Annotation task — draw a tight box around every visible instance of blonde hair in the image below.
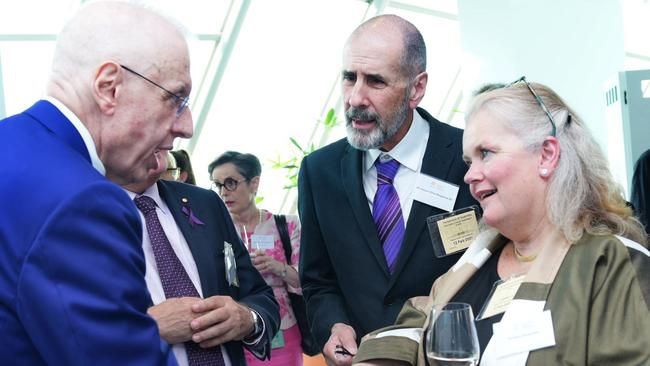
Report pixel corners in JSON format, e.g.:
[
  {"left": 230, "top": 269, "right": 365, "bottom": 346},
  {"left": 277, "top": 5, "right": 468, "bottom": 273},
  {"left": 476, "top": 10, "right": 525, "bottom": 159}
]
[{"left": 466, "top": 81, "right": 646, "bottom": 245}]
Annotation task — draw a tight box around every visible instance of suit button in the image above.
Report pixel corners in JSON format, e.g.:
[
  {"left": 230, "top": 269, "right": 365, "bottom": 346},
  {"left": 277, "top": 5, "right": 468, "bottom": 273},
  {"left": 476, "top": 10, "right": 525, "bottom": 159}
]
[{"left": 384, "top": 297, "right": 394, "bottom": 306}]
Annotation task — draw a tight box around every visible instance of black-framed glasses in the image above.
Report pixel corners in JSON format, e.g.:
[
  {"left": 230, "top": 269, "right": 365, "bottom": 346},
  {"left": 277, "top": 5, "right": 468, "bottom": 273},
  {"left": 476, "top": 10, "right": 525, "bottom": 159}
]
[
  {"left": 509, "top": 76, "right": 557, "bottom": 137},
  {"left": 212, "top": 177, "right": 247, "bottom": 192},
  {"left": 120, "top": 64, "right": 189, "bottom": 117}
]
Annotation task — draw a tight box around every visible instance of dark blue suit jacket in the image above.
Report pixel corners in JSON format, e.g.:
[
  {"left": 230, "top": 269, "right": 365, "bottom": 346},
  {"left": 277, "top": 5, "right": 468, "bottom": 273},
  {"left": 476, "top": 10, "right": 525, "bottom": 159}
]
[
  {"left": 156, "top": 180, "right": 280, "bottom": 365},
  {"left": 298, "top": 108, "right": 478, "bottom": 347},
  {"left": 0, "top": 100, "right": 177, "bottom": 365}
]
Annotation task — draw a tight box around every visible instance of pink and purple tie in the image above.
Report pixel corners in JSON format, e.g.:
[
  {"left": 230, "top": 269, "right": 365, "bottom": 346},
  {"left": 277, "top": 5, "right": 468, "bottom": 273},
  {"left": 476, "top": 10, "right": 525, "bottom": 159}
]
[
  {"left": 134, "top": 195, "right": 225, "bottom": 366},
  {"left": 372, "top": 158, "right": 405, "bottom": 274}
]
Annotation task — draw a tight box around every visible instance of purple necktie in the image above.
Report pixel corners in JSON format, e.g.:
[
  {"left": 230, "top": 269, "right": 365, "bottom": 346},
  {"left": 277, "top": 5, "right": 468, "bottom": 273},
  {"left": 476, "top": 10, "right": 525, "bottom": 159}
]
[
  {"left": 372, "top": 158, "right": 405, "bottom": 274},
  {"left": 134, "top": 195, "right": 225, "bottom": 366}
]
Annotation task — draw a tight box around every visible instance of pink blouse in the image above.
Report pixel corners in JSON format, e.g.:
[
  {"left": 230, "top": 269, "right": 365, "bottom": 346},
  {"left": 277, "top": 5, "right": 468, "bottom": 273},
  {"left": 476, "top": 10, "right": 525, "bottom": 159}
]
[{"left": 241, "top": 209, "right": 302, "bottom": 330}]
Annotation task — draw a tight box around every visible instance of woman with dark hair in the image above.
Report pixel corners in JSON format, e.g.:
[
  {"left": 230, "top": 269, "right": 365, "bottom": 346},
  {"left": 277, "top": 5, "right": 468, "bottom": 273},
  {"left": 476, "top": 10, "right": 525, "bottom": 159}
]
[
  {"left": 170, "top": 149, "right": 196, "bottom": 185},
  {"left": 353, "top": 79, "right": 650, "bottom": 366},
  {"left": 209, "top": 151, "right": 304, "bottom": 366}
]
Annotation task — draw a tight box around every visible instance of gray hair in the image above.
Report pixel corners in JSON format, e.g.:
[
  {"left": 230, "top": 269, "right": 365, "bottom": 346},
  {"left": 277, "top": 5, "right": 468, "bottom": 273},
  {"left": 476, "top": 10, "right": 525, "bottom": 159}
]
[{"left": 466, "top": 81, "right": 646, "bottom": 244}]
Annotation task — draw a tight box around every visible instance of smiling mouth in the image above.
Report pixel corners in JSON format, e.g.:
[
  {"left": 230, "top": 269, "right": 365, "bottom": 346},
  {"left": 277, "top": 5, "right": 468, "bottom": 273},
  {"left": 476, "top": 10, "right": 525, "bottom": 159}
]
[{"left": 479, "top": 190, "right": 497, "bottom": 200}]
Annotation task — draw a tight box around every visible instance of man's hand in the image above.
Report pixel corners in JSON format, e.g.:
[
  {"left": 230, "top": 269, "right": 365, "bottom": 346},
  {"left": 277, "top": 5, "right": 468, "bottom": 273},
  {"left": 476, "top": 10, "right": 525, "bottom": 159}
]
[
  {"left": 323, "top": 323, "right": 357, "bottom": 366},
  {"left": 189, "top": 296, "right": 255, "bottom": 348},
  {"left": 148, "top": 297, "right": 204, "bottom": 344}
]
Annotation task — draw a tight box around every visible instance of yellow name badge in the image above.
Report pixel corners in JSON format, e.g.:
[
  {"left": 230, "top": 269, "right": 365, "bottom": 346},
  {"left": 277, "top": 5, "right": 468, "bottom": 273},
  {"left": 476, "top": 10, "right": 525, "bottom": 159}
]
[
  {"left": 476, "top": 275, "right": 525, "bottom": 320},
  {"left": 427, "top": 206, "right": 480, "bottom": 258}
]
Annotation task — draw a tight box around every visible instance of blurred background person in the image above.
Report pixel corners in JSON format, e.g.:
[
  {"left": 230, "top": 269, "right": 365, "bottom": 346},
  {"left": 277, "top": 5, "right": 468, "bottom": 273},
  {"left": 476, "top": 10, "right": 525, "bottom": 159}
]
[
  {"left": 172, "top": 149, "right": 197, "bottom": 185},
  {"left": 209, "top": 151, "right": 305, "bottom": 366},
  {"left": 353, "top": 79, "right": 650, "bottom": 365},
  {"left": 161, "top": 151, "right": 181, "bottom": 182},
  {"left": 630, "top": 148, "right": 650, "bottom": 236}
]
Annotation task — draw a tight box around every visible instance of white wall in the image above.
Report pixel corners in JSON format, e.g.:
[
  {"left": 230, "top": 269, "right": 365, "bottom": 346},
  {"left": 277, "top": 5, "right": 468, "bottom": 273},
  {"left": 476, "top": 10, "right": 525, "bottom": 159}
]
[{"left": 457, "top": 0, "right": 626, "bottom": 149}]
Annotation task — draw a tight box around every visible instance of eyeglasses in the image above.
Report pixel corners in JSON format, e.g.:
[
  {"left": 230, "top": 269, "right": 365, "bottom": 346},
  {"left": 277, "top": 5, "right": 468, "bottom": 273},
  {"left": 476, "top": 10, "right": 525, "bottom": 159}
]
[
  {"left": 120, "top": 64, "right": 189, "bottom": 117},
  {"left": 212, "top": 177, "right": 247, "bottom": 192},
  {"left": 166, "top": 167, "right": 180, "bottom": 180},
  {"left": 508, "top": 76, "right": 557, "bottom": 137}
]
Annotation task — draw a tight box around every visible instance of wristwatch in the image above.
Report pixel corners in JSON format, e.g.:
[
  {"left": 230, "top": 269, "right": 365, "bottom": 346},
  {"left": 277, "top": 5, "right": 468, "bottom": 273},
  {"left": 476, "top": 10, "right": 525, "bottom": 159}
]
[{"left": 249, "top": 309, "right": 262, "bottom": 337}]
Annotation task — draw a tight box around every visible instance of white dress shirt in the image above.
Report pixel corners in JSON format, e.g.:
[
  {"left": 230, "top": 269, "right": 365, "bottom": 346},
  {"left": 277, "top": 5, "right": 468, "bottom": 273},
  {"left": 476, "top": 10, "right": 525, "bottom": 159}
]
[
  {"left": 125, "top": 184, "right": 232, "bottom": 366},
  {"left": 44, "top": 96, "right": 106, "bottom": 176},
  {"left": 363, "top": 109, "right": 430, "bottom": 223}
]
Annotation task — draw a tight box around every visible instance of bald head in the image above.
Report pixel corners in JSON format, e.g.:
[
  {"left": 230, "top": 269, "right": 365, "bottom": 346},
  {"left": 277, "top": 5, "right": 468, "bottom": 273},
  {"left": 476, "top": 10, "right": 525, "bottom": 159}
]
[
  {"left": 45, "top": 0, "right": 194, "bottom": 186},
  {"left": 48, "top": 1, "right": 189, "bottom": 99},
  {"left": 348, "top": 14, "right": 426, "bottom": 78}
]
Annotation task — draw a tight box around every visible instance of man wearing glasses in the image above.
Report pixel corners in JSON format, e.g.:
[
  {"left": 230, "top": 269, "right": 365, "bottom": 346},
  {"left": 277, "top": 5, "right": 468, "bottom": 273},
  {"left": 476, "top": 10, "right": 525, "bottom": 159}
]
[{"left": 0, "top": 1, "right": 192, "bottom": 364}]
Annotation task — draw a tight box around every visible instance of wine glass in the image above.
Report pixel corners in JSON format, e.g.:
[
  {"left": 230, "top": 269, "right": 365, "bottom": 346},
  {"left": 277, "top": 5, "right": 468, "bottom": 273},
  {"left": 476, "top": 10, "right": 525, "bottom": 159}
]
[{"left": 425, "top": 302, "right": 480, "bottom": 366}]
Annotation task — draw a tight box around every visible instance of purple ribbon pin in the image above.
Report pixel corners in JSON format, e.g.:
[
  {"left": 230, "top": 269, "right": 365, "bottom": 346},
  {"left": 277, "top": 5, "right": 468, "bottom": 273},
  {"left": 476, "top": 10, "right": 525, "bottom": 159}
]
[{"left": 181, "top": 198, "right": 204, "bottom": 228}]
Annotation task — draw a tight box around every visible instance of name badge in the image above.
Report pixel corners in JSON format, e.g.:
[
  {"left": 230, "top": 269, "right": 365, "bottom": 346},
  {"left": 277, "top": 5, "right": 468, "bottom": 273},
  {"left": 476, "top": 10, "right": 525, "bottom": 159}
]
[
  {"left": 427, "top": 206, "right": 480, "bottom": 257},
  {"left": 251, "top": 235, "right": 275, "bottom": 250},
  {"left": 494, "top": 310, "right": 556, "bottom": 357},
  {"left": 477, "top": 275, "right": 524, "bottom": 320},
  {"left": 413, "top": 173, "right": 459, "bottom": 212}
]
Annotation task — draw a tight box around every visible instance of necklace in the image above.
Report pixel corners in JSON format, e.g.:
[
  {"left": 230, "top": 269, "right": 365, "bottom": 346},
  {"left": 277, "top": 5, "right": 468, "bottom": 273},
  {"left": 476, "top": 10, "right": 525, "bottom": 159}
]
[
  {"left": 513, "top": 245, "right": 538, "bottom": 262},
  {"left": 257, "top": 208, "right": 263, "bottom": 225}
]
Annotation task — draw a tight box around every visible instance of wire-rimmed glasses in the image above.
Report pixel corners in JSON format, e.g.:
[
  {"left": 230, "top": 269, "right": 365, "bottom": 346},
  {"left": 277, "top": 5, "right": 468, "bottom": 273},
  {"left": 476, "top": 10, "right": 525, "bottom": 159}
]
[
  {"left": 509, "top": 76, "right": 557, "bottom": 137},
  {"left": 120, "top": 64, "right": 189, "bottom": 117}
]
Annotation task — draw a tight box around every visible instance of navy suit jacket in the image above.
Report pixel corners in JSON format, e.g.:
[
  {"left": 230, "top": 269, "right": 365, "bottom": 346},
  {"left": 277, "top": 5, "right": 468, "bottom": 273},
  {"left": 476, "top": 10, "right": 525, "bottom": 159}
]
[
  {"left": 0, "top": 100, "right": 177, "bottom": 365},
  {"left": 156, "top": 180, "right": 280, "bottom": 365},
  {"left": 298, "top": 108, "right": 478, "bottom": 347}
]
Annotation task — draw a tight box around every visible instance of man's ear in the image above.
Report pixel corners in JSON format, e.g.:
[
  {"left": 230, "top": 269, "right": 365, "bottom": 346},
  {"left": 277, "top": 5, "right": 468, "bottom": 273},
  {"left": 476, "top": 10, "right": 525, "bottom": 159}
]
[
  {"left": 408, "top": 71, "right": 428, "bottom": 110},
  {"left": 539, "top": 136, "right": 561, "bottom": 178},
  {"left": 93, "top": 61, "right": 122, "bottom": 116}
]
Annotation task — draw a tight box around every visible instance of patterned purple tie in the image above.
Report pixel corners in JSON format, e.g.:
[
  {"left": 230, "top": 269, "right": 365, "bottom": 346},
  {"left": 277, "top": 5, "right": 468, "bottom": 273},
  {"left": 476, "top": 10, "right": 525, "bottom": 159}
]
[
  {"left": 372, "top": 157, "right": 405, "bottom": 274},
  {"left": 134, "top": 195, "right": 225, "bottom": 366}
]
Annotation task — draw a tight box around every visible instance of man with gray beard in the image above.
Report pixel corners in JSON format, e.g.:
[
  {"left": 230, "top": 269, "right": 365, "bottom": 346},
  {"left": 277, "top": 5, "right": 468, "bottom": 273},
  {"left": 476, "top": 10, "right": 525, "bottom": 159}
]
[{"left": 297, "top": 15, "right": 477, "bottom": 366}]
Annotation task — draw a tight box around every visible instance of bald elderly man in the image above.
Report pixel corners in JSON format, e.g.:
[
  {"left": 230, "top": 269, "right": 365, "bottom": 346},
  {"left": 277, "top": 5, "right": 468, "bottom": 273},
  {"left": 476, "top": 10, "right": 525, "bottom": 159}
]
[{"left": 0, "top": 1, "right": 193, "bottom": 365}]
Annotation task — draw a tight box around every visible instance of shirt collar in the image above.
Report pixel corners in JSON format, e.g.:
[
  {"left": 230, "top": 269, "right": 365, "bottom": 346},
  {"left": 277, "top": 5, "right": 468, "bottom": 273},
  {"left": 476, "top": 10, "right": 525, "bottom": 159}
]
[
  {"left": 364, "top": 109, "right": 428, "bottom": 172},
  {"left": 123, "top": 182, "right": 170, "bottom": 216},
  {"left": 44, "top": 96, "right": 106, "bottom": 176}
]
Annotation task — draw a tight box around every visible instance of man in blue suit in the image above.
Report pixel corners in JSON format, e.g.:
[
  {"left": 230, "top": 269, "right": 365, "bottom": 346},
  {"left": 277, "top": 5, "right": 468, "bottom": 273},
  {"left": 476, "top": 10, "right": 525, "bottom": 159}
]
[
  {"left": 0, "top": 2, "right": 193, "bottom": 365},
  {"left": 122, "top": 154, "right": 280, "bottom": 366}
]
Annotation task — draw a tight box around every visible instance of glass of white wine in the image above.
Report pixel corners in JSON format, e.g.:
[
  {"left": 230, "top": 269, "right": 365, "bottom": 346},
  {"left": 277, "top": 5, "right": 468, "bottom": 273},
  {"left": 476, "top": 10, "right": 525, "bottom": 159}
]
[{"left": 426, "top": 302, "right": 480, "bottom": 366}]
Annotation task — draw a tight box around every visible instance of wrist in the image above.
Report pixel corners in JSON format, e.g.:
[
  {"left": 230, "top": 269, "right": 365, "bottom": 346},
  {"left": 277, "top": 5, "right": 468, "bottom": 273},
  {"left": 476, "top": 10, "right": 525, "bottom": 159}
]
[
  {"left": 247, "top": 309, "right": 262, "bottom": 338},
  {"left": 280, "top": 264, "right": 288, "bottom": 279}
]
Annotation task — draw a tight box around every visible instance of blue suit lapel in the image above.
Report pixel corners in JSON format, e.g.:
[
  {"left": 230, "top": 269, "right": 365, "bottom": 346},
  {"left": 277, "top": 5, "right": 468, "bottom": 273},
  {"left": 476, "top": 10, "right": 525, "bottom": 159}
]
[
  {"left": 157, "top": 181, "right": 226, "bottom": 298},
  {"left": 341, "top": 145, "right": 391, "bottom": 277},
  {"left": 25, "top": 100, "right": 91, "bottom": 163}
]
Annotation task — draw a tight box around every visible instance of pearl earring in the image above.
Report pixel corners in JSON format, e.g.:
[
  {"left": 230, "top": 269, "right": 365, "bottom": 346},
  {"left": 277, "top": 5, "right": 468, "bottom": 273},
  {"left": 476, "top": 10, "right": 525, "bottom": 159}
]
[{"left": 540, "top": 168, "right": 548, "bottom": 177}]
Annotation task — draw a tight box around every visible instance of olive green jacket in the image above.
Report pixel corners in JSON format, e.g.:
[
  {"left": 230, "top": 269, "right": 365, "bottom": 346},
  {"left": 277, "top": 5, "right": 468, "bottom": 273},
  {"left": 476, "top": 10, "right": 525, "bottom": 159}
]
[{"left": 353, "top": 230, "right": 650, "bottom": 365}]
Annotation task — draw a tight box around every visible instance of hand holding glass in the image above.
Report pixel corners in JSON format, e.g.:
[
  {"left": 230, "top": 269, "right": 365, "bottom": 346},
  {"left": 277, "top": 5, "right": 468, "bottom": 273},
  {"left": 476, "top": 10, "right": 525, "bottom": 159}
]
[{"left": 426, "top": 302, "right": 480, "bottom": 366}]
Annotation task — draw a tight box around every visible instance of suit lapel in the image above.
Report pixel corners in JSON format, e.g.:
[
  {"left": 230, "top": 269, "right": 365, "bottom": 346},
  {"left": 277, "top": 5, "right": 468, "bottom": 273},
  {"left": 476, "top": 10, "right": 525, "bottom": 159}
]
[
  {"left": 341, "top": 145, "right": 390, "bottom": 277},
  {"left": 25, "top": 100, "right": 91, "bottom": 163},
  {"left": 390, "top": 110, "right": 457, "bottom": 281},
  {"left": 157, "top": 181, "right": 222, "bottom": 297}
]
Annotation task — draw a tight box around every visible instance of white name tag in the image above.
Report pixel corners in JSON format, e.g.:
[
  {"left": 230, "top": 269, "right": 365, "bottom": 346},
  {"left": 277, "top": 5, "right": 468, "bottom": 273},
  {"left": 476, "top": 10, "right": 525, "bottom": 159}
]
[
  {"left": 413, "top": 173, "right": 459, "bottom": 212},
  {"left": 251, "top": 234, "right": 275, "bottom": 250},
  {"left": 494, "top": 310, "right": 556, "bottom": 357}
]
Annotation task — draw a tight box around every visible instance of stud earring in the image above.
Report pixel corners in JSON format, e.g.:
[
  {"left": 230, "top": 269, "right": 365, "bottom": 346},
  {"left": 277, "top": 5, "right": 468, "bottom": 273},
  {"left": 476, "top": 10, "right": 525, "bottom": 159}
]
[{"left": 540, "top": 168, "right": 548, "bottom": 177}]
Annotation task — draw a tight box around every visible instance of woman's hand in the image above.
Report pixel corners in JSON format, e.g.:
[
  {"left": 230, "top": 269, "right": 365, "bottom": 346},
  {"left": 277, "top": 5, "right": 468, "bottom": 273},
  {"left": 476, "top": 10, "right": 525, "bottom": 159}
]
[{"left": 252, "top": 250, "right": 285, "bottom": 276}]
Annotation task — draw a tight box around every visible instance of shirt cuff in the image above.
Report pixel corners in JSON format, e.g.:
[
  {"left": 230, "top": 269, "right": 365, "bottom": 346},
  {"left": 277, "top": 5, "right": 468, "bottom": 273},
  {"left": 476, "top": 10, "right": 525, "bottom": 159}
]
[{"left": 242, "top": 309, "right": 265, "bottom": 346}]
